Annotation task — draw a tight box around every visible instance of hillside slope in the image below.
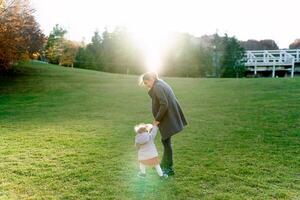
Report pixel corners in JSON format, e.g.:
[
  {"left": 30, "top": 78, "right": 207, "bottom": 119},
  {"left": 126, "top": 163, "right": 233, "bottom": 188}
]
[{"left": 0, "top": 61, "right": 299, "bottom": 199}]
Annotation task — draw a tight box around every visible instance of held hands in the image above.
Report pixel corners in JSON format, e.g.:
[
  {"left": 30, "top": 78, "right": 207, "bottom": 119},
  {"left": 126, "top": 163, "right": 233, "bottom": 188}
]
[
  {"left": 135, "top": 143, "right": 140, "bottom": 150},
  {"left": 153, "top": 120, "right": 160, "bottom": 126}
]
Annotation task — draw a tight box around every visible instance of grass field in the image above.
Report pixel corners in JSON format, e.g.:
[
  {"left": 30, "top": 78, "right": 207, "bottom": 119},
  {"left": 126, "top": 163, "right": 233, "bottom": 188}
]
[{"left": 0, "top": 61, "right": 299, "bottom": 199}]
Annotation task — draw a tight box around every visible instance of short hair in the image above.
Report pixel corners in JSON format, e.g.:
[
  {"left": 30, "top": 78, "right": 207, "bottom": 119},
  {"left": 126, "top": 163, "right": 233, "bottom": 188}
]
[
  {"left": 142, "top": 72, "right": 158, "bottom": 81},
  {"left": 138, "top": 72, "right": 159, "bottom": 86}
]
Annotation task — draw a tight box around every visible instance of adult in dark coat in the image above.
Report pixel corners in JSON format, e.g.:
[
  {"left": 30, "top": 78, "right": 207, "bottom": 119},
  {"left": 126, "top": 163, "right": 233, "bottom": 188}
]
[{"left": 142, "top": 72, "right": 187, "bottom": 176}]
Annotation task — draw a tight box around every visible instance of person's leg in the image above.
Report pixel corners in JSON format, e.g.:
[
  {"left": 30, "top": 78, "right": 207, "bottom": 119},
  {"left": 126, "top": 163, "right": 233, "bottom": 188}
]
[
  {"left": 139, "top": 162, "right": 146, "bottom": 174},
  {"left": 137, "top": 162, "right": 146, "bottom": 178},
  {"left": 161, "top": 137, "right": 173, "bottom": 170},
  {"left": 154, "top": 164, "right": 163, "bottom": 177}
]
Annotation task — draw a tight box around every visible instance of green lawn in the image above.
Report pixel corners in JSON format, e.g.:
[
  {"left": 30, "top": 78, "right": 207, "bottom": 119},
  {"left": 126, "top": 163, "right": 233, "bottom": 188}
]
[{"left": 0, "top": 61, "right": 299, "bottom": 199}]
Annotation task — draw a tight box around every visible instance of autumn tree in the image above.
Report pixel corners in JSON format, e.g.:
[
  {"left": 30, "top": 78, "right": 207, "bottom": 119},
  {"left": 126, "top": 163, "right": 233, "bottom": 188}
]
[
  {"left": 59, "top": 40, "right": 79, "bottom": 67},
  {"left": 0, "top": 0, "right": 44, "bottom": 72}
]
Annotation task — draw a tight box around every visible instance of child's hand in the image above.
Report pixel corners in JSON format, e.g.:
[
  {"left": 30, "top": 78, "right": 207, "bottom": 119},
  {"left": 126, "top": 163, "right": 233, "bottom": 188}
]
[
  {"left": 153, "top": 120, "right": 160, "bottom": 126},
  {"left": 135, "top": 143, "right": 140, "bottom": 149}
]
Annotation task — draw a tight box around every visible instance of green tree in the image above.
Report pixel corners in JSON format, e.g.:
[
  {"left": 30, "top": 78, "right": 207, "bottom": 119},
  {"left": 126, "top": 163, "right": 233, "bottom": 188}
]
[
  {"left": 74, "top": 31, "right": 103, "bottom": 70},
  {"left": 221, "top": 34, "right": 245, "bottom": 78},
  {"left": 162, "top": 33, "right": 202, "bottom": 77},
  {"left": 75, "top": 27, "right": 145, "bottom": 74},
  {"left": 45, "top": 24, "right": 67, "bottom": 64}
]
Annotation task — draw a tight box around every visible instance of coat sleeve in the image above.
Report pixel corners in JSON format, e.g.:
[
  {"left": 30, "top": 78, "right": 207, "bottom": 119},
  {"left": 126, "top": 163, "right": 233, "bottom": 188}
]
[
  {"left": 154, "top": 85, "right": 168, "bottom": 122},
  {"left": 135, "top": 134, "right": 150, "bottom": 145},
  {"left": 149, "top": 126, "right": 158, "bottom": 140}
]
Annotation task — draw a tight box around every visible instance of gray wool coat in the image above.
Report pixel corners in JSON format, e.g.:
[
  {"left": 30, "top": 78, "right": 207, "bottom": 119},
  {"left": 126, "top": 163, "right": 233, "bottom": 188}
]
[{"left": 148, "top": 79, "right": 187, "bottom": 140}]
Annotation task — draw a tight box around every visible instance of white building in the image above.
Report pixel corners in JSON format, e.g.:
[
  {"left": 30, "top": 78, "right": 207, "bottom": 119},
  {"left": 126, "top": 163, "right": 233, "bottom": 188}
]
[{"left": 244, "top": 49, "right": 300, "bottom": 78}]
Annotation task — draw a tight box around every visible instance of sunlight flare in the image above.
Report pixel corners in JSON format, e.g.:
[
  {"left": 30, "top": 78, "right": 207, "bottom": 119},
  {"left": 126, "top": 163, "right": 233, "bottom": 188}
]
[{"left": 131, "top": 29, "right": 169, "bottom": 73}]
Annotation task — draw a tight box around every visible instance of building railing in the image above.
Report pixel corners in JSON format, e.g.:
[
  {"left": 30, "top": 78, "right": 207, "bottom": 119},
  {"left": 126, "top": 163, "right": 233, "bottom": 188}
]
[{"left": 244, "top": 49, "right": 300, "bottom": 78}]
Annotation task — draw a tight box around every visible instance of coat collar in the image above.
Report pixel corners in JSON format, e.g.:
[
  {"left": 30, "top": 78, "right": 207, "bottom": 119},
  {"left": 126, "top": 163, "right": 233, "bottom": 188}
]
[{"left": 147, "top": 79, "right": 159, "bottom": 98}]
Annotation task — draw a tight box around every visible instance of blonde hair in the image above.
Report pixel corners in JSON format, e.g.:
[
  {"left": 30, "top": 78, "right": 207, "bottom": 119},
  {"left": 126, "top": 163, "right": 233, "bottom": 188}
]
[
  {"left": 134, "top": 123, "right": 153, "bottom": 134},
  {"left": 138, "top": 72, "right": 159, "bottom": 86}
]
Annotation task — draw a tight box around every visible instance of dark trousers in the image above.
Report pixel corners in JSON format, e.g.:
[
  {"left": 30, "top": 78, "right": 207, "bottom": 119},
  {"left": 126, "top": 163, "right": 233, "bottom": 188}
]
[{"left": 161, "top": 137, "right": 173, "bottom": 169}]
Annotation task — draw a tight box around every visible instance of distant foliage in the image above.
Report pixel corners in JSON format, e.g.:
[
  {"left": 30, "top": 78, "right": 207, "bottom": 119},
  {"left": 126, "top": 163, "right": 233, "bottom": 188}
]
[
  {"left": 45, "top": 24, "right": 67, "bottom": 64},
  {"left": 44, "top": 24, "right": 79, "bottom": 67},
  {"left": 240, "top": 39, "right": 279, "bottom": 50},
  {"left": 59, "top": 40, "right": 79, "bottom": 67},
  {"left": 221, "top": 35, "right": 245, "bottom": 78},
  {"left": 0, "top": 0, "right": 45, "bottom": 72},
  {"left": 289, "top": 39, "right": 300, "bottom": 49},
  {"left": 162, "top": 33, "right": 201, "bottom": 77},
  {"left": 73, "top": 30, "right": 245, "bottom": 77},
  {"left": 74, "top": 28, "right": 146, "bottom": 74},
  {"left": 162, "top": 33, "right": 245, "bottom": 77}
]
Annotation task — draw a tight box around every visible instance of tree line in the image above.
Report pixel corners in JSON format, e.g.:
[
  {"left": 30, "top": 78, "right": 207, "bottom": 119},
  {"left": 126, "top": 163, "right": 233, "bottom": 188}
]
[
  {"left": 38, "top": 25, "right": 300, "bottom": 78},
  {"left": 44, "top": 25, "right": 246, "bottom": 78},
  {"left": 1, "top": 0, "right": 300, "bottom": 77}
]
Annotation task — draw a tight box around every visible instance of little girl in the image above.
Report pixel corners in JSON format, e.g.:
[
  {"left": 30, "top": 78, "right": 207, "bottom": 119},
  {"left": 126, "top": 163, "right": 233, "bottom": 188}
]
[{"left": 134, "top": 123, "right": 168, "bottom": 179}]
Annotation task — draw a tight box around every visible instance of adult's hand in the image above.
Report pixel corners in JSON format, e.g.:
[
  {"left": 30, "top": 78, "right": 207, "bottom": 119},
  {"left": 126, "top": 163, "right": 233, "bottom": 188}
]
[{"left": 153, "top": 120, "right": 160, "bottom": 126}]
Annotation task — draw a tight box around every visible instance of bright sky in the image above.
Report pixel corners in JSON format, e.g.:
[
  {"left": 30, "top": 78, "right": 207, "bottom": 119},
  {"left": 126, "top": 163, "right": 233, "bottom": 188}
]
[{"left": 32, "top": 0, "right": 300, "bottom": 49}]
